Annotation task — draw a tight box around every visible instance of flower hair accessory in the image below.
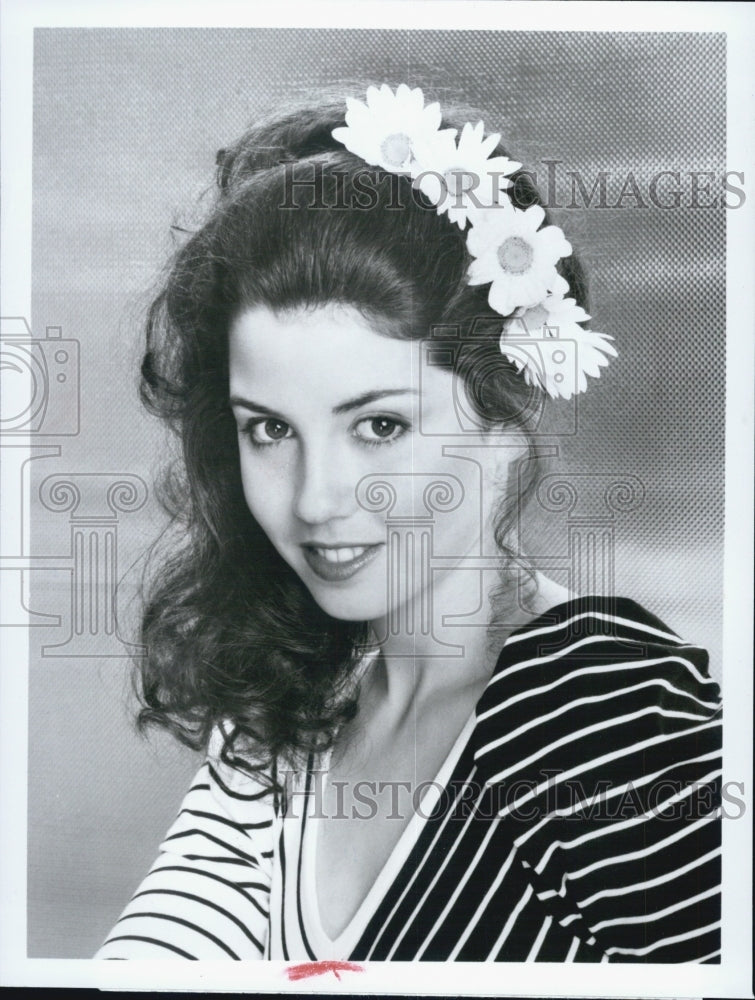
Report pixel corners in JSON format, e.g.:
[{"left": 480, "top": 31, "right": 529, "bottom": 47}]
[{"left": 332, "top": 84, "right": 617, "bottom": 399}]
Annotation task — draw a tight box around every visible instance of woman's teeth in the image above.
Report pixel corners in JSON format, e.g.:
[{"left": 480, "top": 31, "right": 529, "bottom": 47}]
[{"left": 311, "top": 546, "right": 368, "bottom": 563}]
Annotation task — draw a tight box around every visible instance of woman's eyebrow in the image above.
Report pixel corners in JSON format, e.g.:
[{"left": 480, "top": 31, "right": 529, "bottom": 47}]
[
  {"left": 332, "top": 388, "right": 418, "bottom": 415},
  {"left": 229, "top": 396, "right": 277, "bottom": 415},
  {"left": 229, "top": 389, "right": 419, "bottom": 416}
]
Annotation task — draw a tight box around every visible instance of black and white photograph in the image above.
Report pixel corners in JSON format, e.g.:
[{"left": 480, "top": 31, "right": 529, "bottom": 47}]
[{"left": 1, "top": 1, "right": 753, "bottom": 994}]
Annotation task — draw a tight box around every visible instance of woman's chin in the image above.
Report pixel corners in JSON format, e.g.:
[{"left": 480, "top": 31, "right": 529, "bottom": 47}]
[
  {"left": 312, "top": 596, "right": 384, "bottom": 623},
  {"left": 299, "top": 576, "right": 380, "bottom": 622}
]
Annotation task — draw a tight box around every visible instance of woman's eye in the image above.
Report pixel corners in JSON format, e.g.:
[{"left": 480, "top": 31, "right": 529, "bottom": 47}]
[
  {"left": 243, "top": 417, "right": 293, "bottom": 447},
  {"left": 353, "top": 416, "right": 408, "bottom": 446}
]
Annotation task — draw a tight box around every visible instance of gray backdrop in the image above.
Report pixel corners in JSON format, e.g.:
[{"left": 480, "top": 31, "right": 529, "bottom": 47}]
[{"left": 25, "top": 29, "right": 725, "bottom": 957}]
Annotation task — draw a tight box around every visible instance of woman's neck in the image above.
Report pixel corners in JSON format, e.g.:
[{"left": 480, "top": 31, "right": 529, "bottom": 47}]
[
  {"left": 367, "top": 569, "right": 573, "bottom": 712},
  {"left": 368, "top": 571, "right": 515, "bottom": 710}
]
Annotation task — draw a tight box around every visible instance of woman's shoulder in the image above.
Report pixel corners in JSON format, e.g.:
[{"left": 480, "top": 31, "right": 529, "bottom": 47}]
[
  {"left": 496, "top": 592, "right": 714, "bottom": 680},
  {"left": 95, "top": 727, "right": 278, "bottom": 960},
  {"left": 474, "top": 592, "right": 722, "bottom": 787},
  {"left": 472, "top": 593, "right": 722, "bottom": 963},
  {"left": 204, "top": 726, "right": 280, "bottom": 812},
  {"left": 146, "top": 727, "right": 280, "bottom": 855}
]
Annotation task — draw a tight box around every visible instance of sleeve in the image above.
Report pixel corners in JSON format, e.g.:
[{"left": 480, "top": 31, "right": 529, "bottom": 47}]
[
  {"left": 95, "top": 730, "right": 278, "bottom": 960},
  {"left": 475, "top": 598, "right": 723, "bottom": 963}
]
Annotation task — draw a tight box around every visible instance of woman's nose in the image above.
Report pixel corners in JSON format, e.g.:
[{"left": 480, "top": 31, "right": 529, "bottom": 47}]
[{"left": 293, "top": 444, "right": 356, "bottom": 525}]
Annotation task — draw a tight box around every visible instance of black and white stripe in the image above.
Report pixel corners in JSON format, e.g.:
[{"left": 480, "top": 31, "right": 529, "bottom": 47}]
[
  {"left": 96, "top": 735, "right": 277, "bottom": 960},
  {"left": 97, "top": 596, "right": 722, "bottom": 963}
]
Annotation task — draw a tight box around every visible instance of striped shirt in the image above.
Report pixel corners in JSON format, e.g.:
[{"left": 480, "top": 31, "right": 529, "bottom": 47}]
[{"left": 96, "top": 596, "right": 722, "bottom": 962}]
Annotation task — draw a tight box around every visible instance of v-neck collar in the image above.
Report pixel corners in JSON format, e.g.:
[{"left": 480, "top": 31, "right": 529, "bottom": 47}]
[
  {"left": 294, "top": 596, "right": 662, "bottom": 958},
  {"left": 299, "top": 710, "right": 477, "bottom": 958}
]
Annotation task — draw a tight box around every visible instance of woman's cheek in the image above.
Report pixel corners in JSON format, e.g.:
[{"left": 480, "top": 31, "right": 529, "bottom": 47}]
[{"left": 238, "top": 452, "right": 292, "bottom": 524}]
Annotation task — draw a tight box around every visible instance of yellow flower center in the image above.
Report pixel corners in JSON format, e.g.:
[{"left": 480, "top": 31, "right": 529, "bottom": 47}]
[
  {"left": 496, "top": 236, "right": 534, "bottom": 276},
  {"left": 380, "top": 132, "right": 412, "bottom": 168}
]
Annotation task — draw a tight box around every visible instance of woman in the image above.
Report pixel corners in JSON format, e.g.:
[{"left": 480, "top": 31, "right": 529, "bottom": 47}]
[{"left": 96, "top": 85, "right": 722, "bottom": 962}]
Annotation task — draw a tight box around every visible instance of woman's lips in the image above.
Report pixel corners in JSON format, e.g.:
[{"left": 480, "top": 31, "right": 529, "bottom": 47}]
[{"left": 301, "top": 543, "right": 383, "bottom": 582}]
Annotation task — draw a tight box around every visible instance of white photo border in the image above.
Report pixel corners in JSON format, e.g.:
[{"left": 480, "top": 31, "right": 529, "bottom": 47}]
[{"left": 1, "top": 1, "right": 752, "bottom": 995}]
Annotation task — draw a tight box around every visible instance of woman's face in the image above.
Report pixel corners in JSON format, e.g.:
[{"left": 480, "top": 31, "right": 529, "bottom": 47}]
[{"left": 229, "top": 303, "right": 519, "bottom": 624}]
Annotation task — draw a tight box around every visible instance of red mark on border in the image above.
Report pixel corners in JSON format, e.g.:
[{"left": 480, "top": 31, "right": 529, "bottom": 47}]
[{"left": 286, "top": 960, "right": 364, "bottom": 981}]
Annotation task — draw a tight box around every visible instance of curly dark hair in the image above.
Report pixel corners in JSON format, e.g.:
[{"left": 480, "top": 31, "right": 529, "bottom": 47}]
[{"left": 135, "top": 89, "right": 588, "bottom": 784}]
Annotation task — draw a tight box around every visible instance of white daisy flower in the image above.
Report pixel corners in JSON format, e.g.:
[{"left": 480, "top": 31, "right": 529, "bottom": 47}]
[
  {"left": 412, "top": 121, "right": 522, "bottom": 228},
  {"left": 466, "top": 204, "right": 572, "bottom": 315},
  {"left": 500, "top": 295, "right": 617, "bottom": 399},
  {"left": 331, "top": 84, "right": 450, "bottom": 174}
]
